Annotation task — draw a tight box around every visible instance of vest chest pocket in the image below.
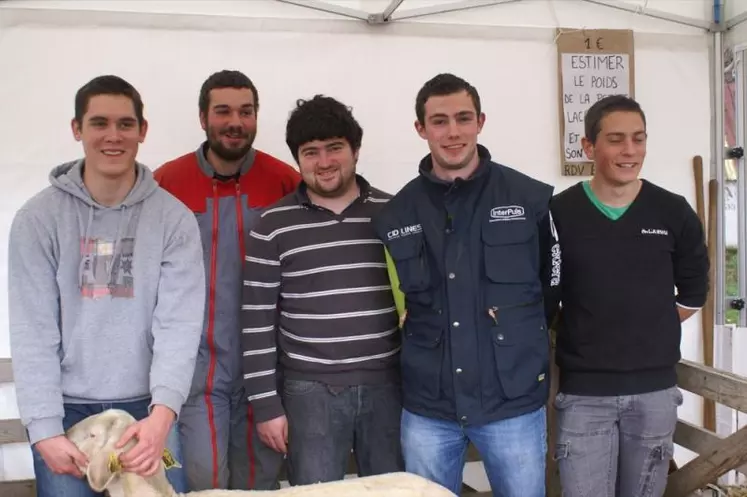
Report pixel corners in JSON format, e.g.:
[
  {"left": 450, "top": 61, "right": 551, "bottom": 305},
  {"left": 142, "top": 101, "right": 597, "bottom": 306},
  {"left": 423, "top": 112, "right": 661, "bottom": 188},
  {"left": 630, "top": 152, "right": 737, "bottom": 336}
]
[
  {"left": 482, "top": 220, "right": 537, "bottom": 283},
  {"left": 386, "top": 233, "right": 433, "bottom": 307}
]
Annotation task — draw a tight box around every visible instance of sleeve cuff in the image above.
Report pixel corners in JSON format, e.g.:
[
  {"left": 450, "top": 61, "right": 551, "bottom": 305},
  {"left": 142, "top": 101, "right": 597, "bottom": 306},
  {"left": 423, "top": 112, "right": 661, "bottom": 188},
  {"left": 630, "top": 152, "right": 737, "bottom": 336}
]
[
  {"left": 27, "top": 416, "right": 64, "bottom": 445},
  {"left": 150, "top": 386, "right": 185, "bottom": 419},
  {"left": 677, "top": 296, "right": 706, "bottom": 310},
  {"left": 252, "top": 397, "right": 285, "bottom": 424},
  {"left": 677, "top": 302, "right": 702, "bottom": 311}
]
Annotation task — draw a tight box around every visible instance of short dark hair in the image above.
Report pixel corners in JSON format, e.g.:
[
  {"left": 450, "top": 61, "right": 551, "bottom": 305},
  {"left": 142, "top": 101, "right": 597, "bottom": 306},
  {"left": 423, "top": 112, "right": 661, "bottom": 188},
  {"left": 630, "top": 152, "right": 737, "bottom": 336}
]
[
  {"left": 584, "top": 95, "right": 646, "bottom": 144},
  {"left": 199, "top": 70, "right": 259, "bottom": 114},
  {"left": 415, "top": 73, "right": 481, "bottom": 124},
  {"left": 74, "top": 75, "right": 144, "bottom": 126},
  {"left": 285, "top": 95, "right": 363, "bottom": 162}
]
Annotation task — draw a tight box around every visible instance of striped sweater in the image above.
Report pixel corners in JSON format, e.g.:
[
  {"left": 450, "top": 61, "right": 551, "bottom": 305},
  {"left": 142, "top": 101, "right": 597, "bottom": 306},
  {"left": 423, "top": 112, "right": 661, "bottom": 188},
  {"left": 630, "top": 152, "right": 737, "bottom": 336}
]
[{"left": 241, "top": 176, "right": 401, "bottom": 423}]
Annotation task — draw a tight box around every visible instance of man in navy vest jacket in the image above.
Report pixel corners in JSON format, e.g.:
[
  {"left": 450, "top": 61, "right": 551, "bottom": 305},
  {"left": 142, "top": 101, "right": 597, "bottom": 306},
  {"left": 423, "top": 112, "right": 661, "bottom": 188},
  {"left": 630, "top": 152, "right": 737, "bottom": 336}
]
[{"left": 374, "top": 73, "right": 561, "bottom": 497}]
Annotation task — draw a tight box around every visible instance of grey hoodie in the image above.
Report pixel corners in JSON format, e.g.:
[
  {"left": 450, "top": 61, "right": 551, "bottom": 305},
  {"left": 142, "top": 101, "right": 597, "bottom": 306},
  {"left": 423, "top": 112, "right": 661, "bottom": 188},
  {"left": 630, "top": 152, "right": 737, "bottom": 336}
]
[{"left": 8, "top": 159, "right": 206, "bottom": 445}]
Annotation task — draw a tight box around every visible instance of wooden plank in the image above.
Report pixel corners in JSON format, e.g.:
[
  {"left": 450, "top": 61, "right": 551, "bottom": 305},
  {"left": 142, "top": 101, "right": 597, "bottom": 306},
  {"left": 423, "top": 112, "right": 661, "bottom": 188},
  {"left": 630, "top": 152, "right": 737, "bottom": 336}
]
[
  {"left": 0, "top": 479, "right": 35, "bottom": 497},
  {"left": 673, "top": 420, "right": 747, "bottom": 477},
  {"left": 461, "top": 482, "right": 480, "bottom": 493},
  {"left": 674, "top": 419, "right": 722, "bottom": 454},
  {"left": 664, "top": 424, "right": 747, "bottom": 497},
  {"left": 676, "top": 359, "right": 747, "bottom": 413},
  {"left": 0, "top": 418, "right": 26, "bottom": 445},
  {"left": 0, "top": 358, "right": 13, "bottom": 383}
]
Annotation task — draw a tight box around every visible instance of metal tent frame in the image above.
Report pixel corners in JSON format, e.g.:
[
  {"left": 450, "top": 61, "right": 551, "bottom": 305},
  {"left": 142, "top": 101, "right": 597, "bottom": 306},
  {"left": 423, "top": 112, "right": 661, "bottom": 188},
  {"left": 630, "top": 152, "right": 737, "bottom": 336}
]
[
  {"left": 276, "top": 0, "right": 719, "bottom": 29},
  {"left": 276, "top": 0, "right": 744, "bottom": 332}
]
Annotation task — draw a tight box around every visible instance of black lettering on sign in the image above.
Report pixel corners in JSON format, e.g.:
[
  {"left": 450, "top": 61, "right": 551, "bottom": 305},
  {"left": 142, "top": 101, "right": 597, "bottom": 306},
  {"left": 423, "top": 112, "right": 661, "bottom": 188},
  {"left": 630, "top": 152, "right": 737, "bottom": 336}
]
[
  {"left": 565, "top": 148, "right": 585, "bottom": 160},
  {"left": 566, "top": 111, "right": 584, "bottom": 123},
  {"left": 564, "top": 93, "right": 573, "bottom": 104},
  {"left": 581, "top": 93, "right": 590, "bottom": 104},
  {"left": 563, "top": 163, "right": 595, "bottom": 176},
  {"left": 583, "top": 37, "right": 604, "bottom": 50},
  {"left": 591, "top": 76, "right": 618, "bottom": 89}
]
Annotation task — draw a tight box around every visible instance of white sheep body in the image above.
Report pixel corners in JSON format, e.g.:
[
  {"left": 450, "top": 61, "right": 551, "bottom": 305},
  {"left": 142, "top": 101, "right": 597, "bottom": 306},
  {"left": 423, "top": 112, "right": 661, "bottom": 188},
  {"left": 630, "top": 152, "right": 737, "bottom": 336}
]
[{"left": 65, "top": 409, "right": 457, "bottom": 497}]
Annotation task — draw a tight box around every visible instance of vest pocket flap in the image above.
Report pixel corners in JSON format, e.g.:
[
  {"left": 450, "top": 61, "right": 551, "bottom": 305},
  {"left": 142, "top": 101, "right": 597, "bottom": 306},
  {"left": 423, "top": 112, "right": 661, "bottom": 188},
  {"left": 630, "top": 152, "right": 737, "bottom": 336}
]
[
  {"left": 481, "top": 220, "right": 535, "bottom": 246},
  {"left": 404, "top": 321, "right": 443, "bottom": 348},
  {"left": 386, "top": 234, "right": 423, "bottom": 261},
  {"left": 386, "top": 234, "right": 432, "bottom": 297},
  {"left": 482, "top": 221, "right": 537, "bottom": 284},
  {"left": 492, "top": 319, "right": 549, "bottom": 399}
]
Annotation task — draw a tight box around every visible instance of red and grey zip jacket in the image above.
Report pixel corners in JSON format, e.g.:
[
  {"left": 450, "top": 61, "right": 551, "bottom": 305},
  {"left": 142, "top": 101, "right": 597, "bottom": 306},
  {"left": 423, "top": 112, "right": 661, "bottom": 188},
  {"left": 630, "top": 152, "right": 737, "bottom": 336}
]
[{"left": 154, "top": 143, "right": 299, "bottom": 475}]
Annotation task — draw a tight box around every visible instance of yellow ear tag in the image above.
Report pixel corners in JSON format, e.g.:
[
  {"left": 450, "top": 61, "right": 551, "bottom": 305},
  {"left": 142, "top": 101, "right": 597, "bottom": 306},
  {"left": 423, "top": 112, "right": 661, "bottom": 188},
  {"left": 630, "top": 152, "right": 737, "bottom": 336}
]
[
  {"left": 108, "top": 453, "right": 123, "bottom": 474},
  {"left": 162, "top": 448, "right": 182, "bottom": 470}
]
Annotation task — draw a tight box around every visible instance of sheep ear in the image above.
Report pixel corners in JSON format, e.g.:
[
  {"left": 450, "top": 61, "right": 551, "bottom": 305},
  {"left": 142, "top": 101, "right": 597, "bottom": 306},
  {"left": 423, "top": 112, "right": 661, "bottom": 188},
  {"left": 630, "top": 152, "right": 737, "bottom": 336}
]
[{"left": 86, "top": 452, "right": 119, "bottom": 492}]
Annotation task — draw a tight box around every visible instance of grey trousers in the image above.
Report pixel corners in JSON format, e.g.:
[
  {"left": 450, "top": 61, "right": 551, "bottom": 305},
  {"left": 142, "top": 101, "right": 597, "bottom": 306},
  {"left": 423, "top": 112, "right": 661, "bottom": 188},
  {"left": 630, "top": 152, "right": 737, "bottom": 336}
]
[{"left": 553, "top": 386, "right": 683, "bottom": 497}]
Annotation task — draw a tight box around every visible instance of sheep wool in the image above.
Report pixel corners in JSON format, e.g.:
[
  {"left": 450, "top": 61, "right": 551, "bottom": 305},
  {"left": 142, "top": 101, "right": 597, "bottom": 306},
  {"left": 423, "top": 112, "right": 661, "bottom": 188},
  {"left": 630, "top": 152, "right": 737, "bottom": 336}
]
[{"left": 66, "top": 409, "right": 457, "bottom": 497}]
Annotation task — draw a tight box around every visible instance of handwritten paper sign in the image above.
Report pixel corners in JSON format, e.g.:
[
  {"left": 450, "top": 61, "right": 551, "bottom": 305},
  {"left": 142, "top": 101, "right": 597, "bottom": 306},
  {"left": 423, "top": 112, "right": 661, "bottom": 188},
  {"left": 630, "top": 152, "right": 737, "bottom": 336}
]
[{"left": 556, "top": 29, "right": 635, "bottom": 176}]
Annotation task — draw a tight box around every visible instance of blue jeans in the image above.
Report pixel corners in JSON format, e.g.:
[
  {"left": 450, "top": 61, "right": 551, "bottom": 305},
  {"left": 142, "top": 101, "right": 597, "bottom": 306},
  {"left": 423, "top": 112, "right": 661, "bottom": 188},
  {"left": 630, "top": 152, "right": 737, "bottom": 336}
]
[
  {"left": 401, "top": 406, "right": 547, "bottom": 497},
  {"left": 283, "top": 379, "right": 404, "bottom": 485},
  {"left": 32, "top": 399, "right": 188, "bottom": 497}
]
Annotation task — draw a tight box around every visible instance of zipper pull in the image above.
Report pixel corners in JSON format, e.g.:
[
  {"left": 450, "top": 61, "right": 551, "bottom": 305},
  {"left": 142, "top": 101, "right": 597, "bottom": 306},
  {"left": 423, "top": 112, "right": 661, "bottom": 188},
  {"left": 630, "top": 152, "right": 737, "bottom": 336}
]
[{"left": 487, "top": 306, "right": 498, "bottom": 325}]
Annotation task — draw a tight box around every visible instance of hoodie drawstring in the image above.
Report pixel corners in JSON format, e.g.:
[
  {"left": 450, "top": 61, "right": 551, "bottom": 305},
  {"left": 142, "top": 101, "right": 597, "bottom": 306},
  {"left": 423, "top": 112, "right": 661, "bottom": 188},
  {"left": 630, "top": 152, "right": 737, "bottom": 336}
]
[
  {"left": 78, "top": 205, "right": 95, "bottom": 290},
  {"left": 107, "top": 205, "right": 130, "bottom": 290}
]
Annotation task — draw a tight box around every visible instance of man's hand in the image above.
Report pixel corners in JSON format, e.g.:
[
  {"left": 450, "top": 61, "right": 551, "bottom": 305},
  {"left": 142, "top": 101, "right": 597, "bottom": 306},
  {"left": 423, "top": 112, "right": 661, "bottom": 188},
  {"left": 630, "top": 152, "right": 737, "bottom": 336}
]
[
  {"left": 257, "top": 415, "right": 288, "bottom": 454},
  {"left": 35, "top": 435, "right": 89, "bottom": 478},
  {"left": 677, "top": 305, "right": 698, "bottom": 323},
  {"left": 116, "top": 405, "right": 175, "bottom": 477}
]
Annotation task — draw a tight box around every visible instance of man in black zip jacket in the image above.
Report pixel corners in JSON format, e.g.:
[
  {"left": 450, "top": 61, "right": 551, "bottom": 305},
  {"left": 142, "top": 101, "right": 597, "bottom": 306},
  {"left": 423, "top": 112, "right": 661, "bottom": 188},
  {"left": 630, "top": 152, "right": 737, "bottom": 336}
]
[
  {"left": 374, "top": 73, "right": 561, "bottom": 497},
  {"left": 549, "top": 95, "right": 709, "bottom": 497}
]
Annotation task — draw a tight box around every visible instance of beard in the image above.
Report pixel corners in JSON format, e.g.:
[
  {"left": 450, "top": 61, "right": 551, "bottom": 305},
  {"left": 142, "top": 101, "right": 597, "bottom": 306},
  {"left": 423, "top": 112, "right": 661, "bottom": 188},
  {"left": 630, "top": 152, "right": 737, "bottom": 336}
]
[
  {"left": 306, "top": 169, "right": 356, "bottom": 199},
  {"left": 206, "top": 125, "right": 255, "bottom": 161}
]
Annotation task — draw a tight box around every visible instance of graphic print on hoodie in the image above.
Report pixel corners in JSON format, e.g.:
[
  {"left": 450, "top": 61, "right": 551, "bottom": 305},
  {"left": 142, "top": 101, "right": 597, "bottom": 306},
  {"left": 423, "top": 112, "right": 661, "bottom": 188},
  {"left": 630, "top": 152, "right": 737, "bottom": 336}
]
[
  {"left": 8, "top": 160, "right": 206, "bottom": 445},
  {"left": 79, "top": 215, "right": 136, "bottom": 299}
]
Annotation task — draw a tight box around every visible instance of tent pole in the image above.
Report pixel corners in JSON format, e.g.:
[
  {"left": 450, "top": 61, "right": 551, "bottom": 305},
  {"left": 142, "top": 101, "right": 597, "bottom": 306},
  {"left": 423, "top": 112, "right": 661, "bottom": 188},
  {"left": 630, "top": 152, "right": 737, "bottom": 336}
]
[
  {"left": 714, "top": 10, "right": 726, "bottom": 330},
  {"left": 387, "top": 0, "right": 520, "bottom": 22},
  {"left": 381, "top": 0, "right": 405, "bottom": 21},
  {"left": 273, "top": 0, "right": 369, "bottom": 21},
  {"left": 579, "top": 0, "right": 710, "bottom": 30},
  {"left": 728, "top": 11, "right": 747, "bottom": 30},
  {"left": 737, "top": 48, "right": 747, "bottom": 329}
]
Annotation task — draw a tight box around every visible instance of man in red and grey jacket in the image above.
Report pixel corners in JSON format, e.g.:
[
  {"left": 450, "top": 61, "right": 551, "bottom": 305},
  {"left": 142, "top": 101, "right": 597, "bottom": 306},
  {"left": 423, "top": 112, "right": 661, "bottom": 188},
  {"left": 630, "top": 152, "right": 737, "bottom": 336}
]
[{"left": 154, "top": 70, "right": 300, "bottom": 491}]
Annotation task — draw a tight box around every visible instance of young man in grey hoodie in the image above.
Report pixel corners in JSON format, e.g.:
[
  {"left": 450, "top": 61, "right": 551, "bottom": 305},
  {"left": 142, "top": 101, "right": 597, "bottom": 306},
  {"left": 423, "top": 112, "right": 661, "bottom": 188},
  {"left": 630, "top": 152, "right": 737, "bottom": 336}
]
[{"left": 8, "top": 75, "right": 206, "bottom": 497}]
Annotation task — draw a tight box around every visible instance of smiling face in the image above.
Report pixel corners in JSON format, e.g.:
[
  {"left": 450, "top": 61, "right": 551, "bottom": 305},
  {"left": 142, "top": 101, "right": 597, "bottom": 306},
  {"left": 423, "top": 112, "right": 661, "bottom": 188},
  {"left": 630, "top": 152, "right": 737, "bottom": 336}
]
[
  {"left": 200, "top": 87, "right": 257, "bottom": 161},
  {"left": 71, "top": 94, "right": 147, "bottom": 179},
  {"left": 582, "top": 110, "right": 646, "bottom": 187},
  {"left": 297, "top": 137, "right": 358, "bottom": 198},
  {"left": 415, "top": 89, "right": 485, "bottom": 179}
]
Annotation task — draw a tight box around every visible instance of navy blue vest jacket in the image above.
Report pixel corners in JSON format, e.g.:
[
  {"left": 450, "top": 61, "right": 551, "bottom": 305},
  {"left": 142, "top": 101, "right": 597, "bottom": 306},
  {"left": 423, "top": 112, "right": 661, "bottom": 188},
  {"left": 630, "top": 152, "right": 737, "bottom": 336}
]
[{"left": 374, "top": 145, "right": 561, "bottom": 426}]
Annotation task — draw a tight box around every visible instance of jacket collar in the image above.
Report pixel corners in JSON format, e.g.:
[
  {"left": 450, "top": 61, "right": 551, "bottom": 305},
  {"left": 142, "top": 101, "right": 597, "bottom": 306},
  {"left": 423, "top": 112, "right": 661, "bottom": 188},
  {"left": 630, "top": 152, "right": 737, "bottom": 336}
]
[{"left": 418, "top": 144, "right": 492, "bottom": 187}]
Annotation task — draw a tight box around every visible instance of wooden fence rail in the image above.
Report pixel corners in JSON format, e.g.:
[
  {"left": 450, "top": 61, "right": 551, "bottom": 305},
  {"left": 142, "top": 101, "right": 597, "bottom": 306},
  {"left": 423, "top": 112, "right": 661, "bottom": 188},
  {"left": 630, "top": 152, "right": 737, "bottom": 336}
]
[{"left": 2, "top": 356, "right": 747, "bottom": 497}]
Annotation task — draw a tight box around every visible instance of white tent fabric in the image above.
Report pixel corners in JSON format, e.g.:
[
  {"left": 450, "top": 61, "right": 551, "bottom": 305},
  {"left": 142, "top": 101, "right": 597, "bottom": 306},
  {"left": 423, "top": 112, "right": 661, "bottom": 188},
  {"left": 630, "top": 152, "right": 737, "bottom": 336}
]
[{"left": 0, "top": 0, "right": 732, "bottom": 486}]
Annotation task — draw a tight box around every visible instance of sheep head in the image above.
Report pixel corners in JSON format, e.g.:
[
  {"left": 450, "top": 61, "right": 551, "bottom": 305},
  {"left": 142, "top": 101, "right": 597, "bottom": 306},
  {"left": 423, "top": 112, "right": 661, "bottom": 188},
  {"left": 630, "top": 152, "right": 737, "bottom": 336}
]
[{"left": 66, "top": 409, "right": 177, "bottom": 497}]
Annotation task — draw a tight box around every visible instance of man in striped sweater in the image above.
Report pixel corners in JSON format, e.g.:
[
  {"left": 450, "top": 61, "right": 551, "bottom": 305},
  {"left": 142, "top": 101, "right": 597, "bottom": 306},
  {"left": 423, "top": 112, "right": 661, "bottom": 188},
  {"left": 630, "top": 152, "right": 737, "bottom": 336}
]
[{"left": 240, "top": 95, "right": 404, "bottom": 485}]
